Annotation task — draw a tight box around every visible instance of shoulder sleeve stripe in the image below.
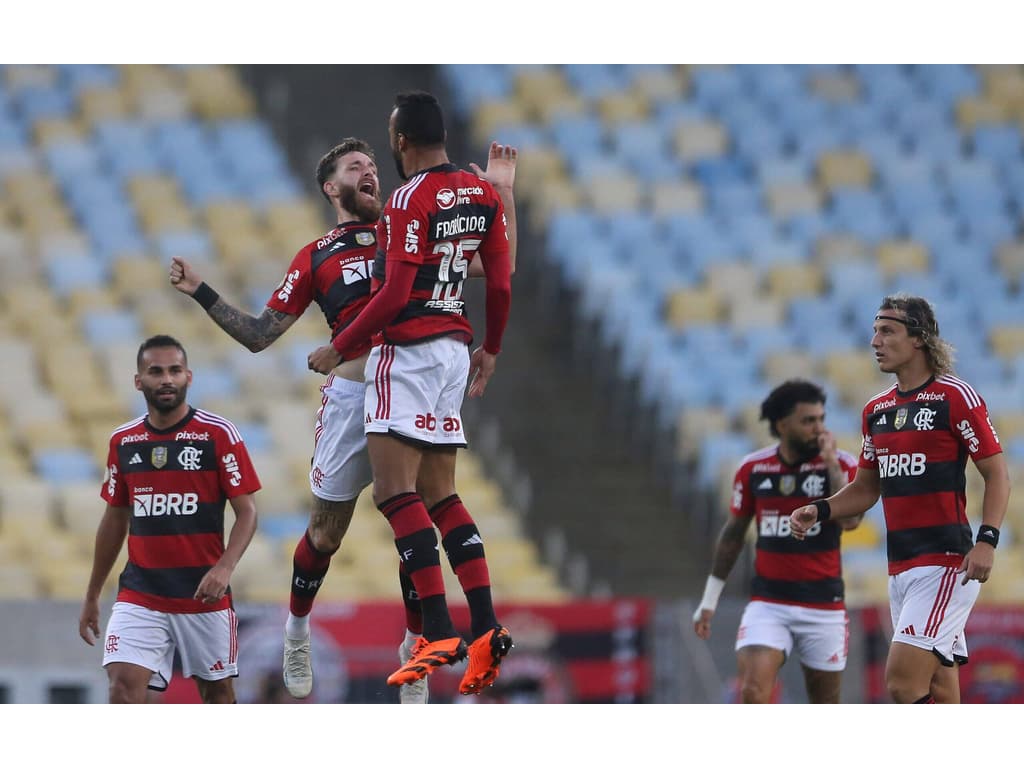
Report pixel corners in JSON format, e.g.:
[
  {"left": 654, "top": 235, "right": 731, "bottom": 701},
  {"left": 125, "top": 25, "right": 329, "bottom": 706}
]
[
  {"left": 937, "top": 375, "right": 981, "bottom": 409},
  {"left": 193, "top": 410, "right": 243, "bottom": 445},
  {"left": 393, "top": 173, "right": 427, "bottom": 211},
  {"left": 109, "top": 415, "right": 146, "bottom": 440},
  {"left": 867, "top": 383, "right": 898, "bottom": 403}
]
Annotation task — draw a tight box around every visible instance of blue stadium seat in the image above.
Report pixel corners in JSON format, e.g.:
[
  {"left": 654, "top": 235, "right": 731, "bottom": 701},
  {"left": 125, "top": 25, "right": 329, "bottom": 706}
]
[
  {"left": 34, "top": 448, "right": 101, "bottom": 485},
  {"left": 81, "top": 308, "right": 144, "bottom": 346}
]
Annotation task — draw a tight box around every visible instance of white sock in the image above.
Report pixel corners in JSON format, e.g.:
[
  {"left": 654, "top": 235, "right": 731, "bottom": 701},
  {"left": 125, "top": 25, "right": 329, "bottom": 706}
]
[
  {"left": 402, "top": 628, "right": 421, "bottom": 649},
  {"left": 285, "top": 614, "right": 310, "bottom": 640}
]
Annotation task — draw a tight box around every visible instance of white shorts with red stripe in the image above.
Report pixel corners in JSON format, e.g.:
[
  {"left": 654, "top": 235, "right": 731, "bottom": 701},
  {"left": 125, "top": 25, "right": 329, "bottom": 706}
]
[
  {"left": 364, "top": 337, "right": 469, "bottom": 447},
  {"left": 309, "top": 374, "right": 372, "bottom": 501},
  {"left": 735, "top": 600, "right": 849, "bottom": 671},
  {"left": 102, "top": 601, "right": 238, "bottom": 690},
  {"left": 888, "top": 565, "right": 979, "bottom": 666}
]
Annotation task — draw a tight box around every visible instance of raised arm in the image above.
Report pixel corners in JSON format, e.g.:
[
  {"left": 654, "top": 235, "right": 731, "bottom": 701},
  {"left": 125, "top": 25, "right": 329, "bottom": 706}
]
[
  {"left": 468, "top": 142, "right": 518, "bottom": 277},
  {"left": 170, "top": 256, "right": 297, "bottom": 352}
]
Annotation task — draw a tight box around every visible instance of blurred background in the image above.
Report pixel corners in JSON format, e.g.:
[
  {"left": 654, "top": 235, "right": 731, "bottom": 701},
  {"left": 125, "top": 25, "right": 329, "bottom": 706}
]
[{"left": 1, "top": 64, "right": 1023, "bottom": 703}]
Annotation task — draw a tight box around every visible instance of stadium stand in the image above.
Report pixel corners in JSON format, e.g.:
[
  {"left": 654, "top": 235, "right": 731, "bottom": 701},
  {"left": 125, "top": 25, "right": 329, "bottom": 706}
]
[
  {"left": 0, "top": 64, "right": 564, "bottom": 604},
  {"left": 440, "top": 63, "right": 1024, "bottom": 607}
]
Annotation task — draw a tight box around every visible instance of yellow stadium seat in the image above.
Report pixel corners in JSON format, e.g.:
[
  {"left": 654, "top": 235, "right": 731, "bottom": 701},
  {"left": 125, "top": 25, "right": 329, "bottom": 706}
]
[
  {"left": 632, "top": 66, "right": 688, "bottom": 103},
  {"left": 78, "top": 85, "right": 129, "bottom": 123},
  {"left": 33, "top": 116, "right": 84, "bottom": 147},
  {"left": 988, "top": 324, "right": 1024, "bottom": 360},
  {"left": 110, "top": 255, "right": 169, "bottom": 302},
  {"left": 183, "top": 65, "right": 255, "bottom": 119},
  {"left": 817, "top": 149, "right": 874, "bottom": 190},
  {"left": 705, "top": 262, "right": 760, "bottom": 303},
  {"left": 955, "top": 95, "right": 1009, "bottom": 131},
  {"left": 876, "top": 239, "right": 929, "bottom": 279},
  {"left": 841, "top": 517, "right": 882, "bottom": 549},
  {"left": 4, "top": 64, "right": 58, "bottom": 89},
  {"left": 677, "top": 406, "right": 730, "bottom": 462},
  {"left": 0, "top": 563, "right": 43, "bottom": 599},
  {"left": 596, "top": 90, "right": 650, "bottom": 124},
  {"left": 992, "top": 412, "right": 1024, "bottom": 443},
  {"left": 651, "top": 179, "right": 704, "bottom": 216},
  {"left": 512, "top": 147, "right": 567, "bottom": 200},
  {"left": 582, "top": 173, "right": 641, "bottom": 214},
  {"left": 765, "top": 261, "right": 825, "bottom": 302},
  {"left": 664, "top": 287, "right": 724, "bottom": 330},
  {"left": 729, "top": 296, "right": 785, "bottom": 331},
  {"left": 995, "top": 240, "right": 1024, "bottom": 288},
  {"left": 809, "top": 69, "right": 861, "bottom": 103},
  {"left": 765, "top": 180, "right": 822, "bottom": 218},
  {"left": 469, "top": 99, "right": 531, "bottom": 148},
  {"left": 673, "top": 118, "right": 728, "bottom": 162},
  {"left": 760, "top": 349, "right": 820, "bottom": 385},
  {"left": 527, "top": 178, "right": 582, "bottom": 231}
]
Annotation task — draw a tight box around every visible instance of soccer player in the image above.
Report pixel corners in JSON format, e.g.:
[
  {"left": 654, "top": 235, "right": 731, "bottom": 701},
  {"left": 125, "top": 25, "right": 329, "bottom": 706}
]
[
  {"left": 692, "top": 379, "right": 861, "bottom": 703},
  {"left": 307, "top": 91, "right": 514, "bottom": 695},
  {"left": 790, "top": 294, "right": 1010, "bottom": 703},
  {"left": 170, "top": 137, "right": 517, "bottom": 703},
  {"left": 78, "top": 335, "right": 260, "bottom": 704}
]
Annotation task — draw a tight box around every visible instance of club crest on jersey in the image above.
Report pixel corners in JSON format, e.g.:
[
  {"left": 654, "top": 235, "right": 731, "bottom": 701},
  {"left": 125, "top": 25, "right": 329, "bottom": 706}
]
[
  {"left": 779, "top": 475, "right": 796, "bottom": 495},
  {"left": 355, "top": 231, "right": 374, "bottom": 246},
  {"left": 436, "top": 188, "right": 456, "bottom": 209},
  {"left": 151, "top": 446, "right": 168, "bottom": 468},
  {"left": 894, "top": 408, "right": 909, "bottom": 430}
]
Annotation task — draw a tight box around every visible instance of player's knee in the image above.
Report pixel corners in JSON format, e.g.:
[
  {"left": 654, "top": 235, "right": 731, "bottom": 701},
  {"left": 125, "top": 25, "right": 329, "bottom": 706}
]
[
  {"left": 886, "top": 672, "right": 927, "bottom": 704},
  {"left": 108, "top": 677, "right": 146, "bottom": 704},
  {"left": 308, "top": 524, "right": 344, "bottom": 553},
  {"left": 739, "top": 677, "right": 773, "bottom": 704},
  {"left": 198, "top": 679, "right": 236, "bottom": 704}
]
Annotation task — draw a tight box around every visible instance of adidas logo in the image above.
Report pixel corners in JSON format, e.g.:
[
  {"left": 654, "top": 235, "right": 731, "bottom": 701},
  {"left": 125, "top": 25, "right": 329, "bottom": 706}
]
[
  {"left": 877, "top": 415, "right": 887, "bottom": 425},
  {"left": 757, "top": 478, "right": 773, "bottom": 490},
  {"left": 365, "top": 414, "right": 372, "bottom": 424},
  {"left": 209, "top": 660, "right": 225, "bottom": 672},
  {"left": 462, "top": 534, "right": 484, "bottom": 546},
  {"left": 828, "top": 653, "right": 840, "bottom": 663},
  {"left": 981, "top": 529, "right": 997, "bottom": 540},
  {"left": 129, "top": 453, "right": 142, "bottom": 465},
  {"left": 900, "top": 625, "right": 916, "bottom": 636}
]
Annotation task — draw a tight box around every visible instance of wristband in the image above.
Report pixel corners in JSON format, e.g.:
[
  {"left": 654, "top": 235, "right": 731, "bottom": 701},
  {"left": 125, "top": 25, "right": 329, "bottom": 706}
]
[
  {"left": 693, "top": 575, "right": 725, "bottom": 622},
  {"left": 976, "top": 524, "right": 1000, "bottom": 548},
  {"left": 192, "top": 282, "right": 220, "bottom": 311},
  {"left": 813, "top": 499, "right": 832, "bottom": 523}
]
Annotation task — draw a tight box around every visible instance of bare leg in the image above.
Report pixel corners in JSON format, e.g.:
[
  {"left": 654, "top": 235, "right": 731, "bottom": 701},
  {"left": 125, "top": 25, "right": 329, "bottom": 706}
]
[
  {"left": 802, "top": 666, "right": 842, "bottom": 703},
  {"left": 106, "top": 662, "right": 154, "bottom": 704},
  {"left": 195, "top": 677, "right": 236, "bottom": 704},
  {"left": 736, "top": 646, "right": 785, "bottom": 703},
  {"left": 886, "top": 641, "right": 942, "bottom": 703}
]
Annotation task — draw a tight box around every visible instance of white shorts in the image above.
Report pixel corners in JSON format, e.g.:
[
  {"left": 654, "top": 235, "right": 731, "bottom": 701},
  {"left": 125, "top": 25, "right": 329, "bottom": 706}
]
[
  {"left": 364, "top": 338, "right": 469, "bottom": 447},
  {"left": 735, "top": 600, "right": 849, "bottom": 671},
  {"left": 309, "top": 374, "right": 373, "bottom": 502},
  {"left": 102, "top": 601, "right": 239, "bottom": 690},
  {"left": 889, "top": 565, "right": 979, "bottom": 666}
]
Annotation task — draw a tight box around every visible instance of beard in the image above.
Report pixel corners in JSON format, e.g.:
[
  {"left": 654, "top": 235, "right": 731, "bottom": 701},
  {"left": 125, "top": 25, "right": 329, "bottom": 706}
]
[
  {"left": 788, "top": 437, "right": 821, "bottom": 465},
  {"left": 392, "top": 147, "right": 407, "bottom": 181},
  {"left": 339, "top": 183, "right": 383, "bottom": 222},
  {"left": 142, "top": 384, "right": 187, "bottom": 414}
]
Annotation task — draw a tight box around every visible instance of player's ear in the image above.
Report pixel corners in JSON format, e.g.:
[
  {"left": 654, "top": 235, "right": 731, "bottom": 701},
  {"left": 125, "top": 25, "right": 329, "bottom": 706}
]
[{"left": 134, "top": 373, "right": 142, "bottom": 391}]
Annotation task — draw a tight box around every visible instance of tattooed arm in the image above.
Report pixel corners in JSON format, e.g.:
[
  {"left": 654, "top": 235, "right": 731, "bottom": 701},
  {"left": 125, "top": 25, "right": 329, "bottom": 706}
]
[{"left": 169, "top": 256, "right": 297, "bottom": 352}]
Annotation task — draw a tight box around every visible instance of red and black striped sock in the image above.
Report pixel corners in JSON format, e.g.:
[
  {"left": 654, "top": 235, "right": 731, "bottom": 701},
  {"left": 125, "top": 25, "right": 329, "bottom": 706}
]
[
  {"left": 289, "top": 529, "right": 336, "bottom": 617},
  {"left": 379, "top": 492, "right": 455, "bottom": 640},
  {"left": 430, "top": 494, "right": 497, "bottom": 639},
  {"left": 398, "top": 561, "right": 423, "bottom": 635}
]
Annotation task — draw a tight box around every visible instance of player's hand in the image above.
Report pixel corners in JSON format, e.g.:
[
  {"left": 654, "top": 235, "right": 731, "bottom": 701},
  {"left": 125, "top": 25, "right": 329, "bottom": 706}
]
[
  {"left": 469, "top": 142, "right": 517, "bottom": 193},
  {"left": 818, "top": 430, "right": 838, "bottom": 465},
  {"left": 79, "top": 597, "right": 100, "bottom": 646},
  {"left": 169, "top": 256, "right": 202, "bottom": 295},
  {"left": 308, "top": 344, "right": 341, "bottom": 375},
  {"left": 468, "top": 346, "right": 497, "bottom": 398},
  {"left": 957, "top": 543, "right": 995, "bottom": 585},
  {"left": 789, "top": 504, "right": 819, "bottom": 541},
  {"left": 693, "top": 607, "right": 714, "bottom": 640},
  {"left": 194, "top": 564, "right": 231, "bottom": 604}
]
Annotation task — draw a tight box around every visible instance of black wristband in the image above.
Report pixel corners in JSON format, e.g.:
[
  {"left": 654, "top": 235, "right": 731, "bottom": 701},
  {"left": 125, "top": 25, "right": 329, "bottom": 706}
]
[
  {"left": 976, "top": 525, "right": 1000, "bottom": 548},
  {"left": 813, "top": 499, "right": 832, "bottom": 523},
  {"left": 192, "top": 282, "right": 220, "bottom": 311}
]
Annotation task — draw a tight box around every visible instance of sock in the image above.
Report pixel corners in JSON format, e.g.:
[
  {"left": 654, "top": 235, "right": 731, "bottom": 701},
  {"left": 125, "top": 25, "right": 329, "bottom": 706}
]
[
  {"left": 430, "top": 494, "right": 497, "bottom": 639},
  {"left": 379, "top": 492, "right": 455, "bottom": 639},
  {"left": 285, "top": 614, "right": 309, "bottom": 640},
  {"left": 289, "top": 530, "right": 336, "bottom": 618},
  {"left": 399, "top": 562, "right": 424, "bottom": 635}
]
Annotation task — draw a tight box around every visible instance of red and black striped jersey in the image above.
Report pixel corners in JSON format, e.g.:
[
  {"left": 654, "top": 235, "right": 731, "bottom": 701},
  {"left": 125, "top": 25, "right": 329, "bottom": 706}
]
[
  {"left": 266, "top": 221, "right": 377, "bottom": 359},
  {"left": 731, "top": 444, "right": 858, "bottom": 609},
  {"left": 860, "top": 375, "right": 1002, "bottom": 575},
  {"left": 372, "top": 163, "right": 509, "bottom": 346},
  {"left": 101, "top": 407, "right": 261, "bottom": 613}
]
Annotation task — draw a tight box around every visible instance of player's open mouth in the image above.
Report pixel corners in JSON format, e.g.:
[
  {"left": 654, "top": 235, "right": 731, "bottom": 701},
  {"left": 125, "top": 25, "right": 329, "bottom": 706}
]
[{"left": 359, "top": 182, "right": 375, "bottom": 195}]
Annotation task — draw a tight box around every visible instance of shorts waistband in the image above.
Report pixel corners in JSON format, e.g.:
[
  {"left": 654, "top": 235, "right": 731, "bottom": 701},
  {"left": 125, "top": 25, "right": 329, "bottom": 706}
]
[{"left": 325, "top": 374, "right": 365, "bottom": 397}]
